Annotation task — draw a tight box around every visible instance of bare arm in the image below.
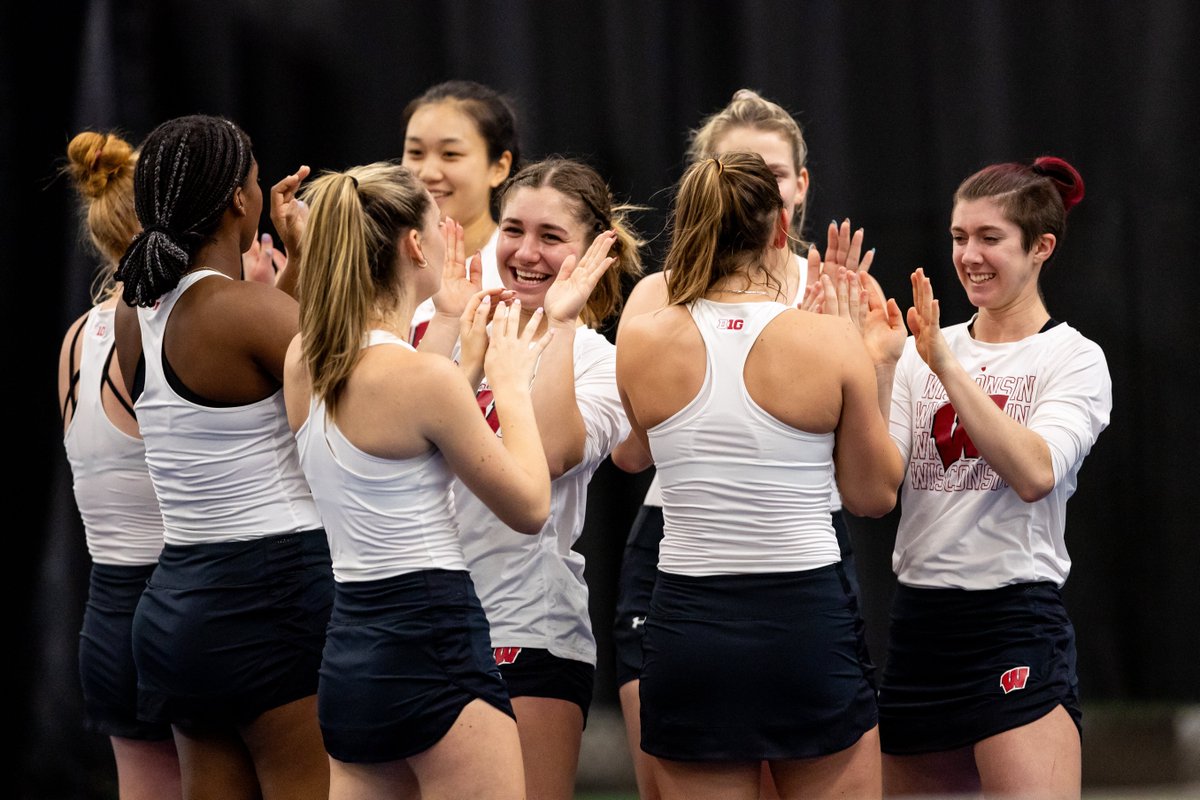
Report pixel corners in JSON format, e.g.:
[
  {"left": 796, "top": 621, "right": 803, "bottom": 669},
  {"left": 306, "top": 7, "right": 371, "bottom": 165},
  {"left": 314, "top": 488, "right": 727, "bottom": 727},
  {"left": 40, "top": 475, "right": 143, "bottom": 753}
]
[
  {"left": 610, "top": 270, "right": 671, "bottom": 473},
  {"left": 533, "top": 232, "right": 617, "bottom": 477},
  {"left": 424, "top": 302, "right": 553, "bottom": 533},
  {"left": 831, "top": 317, "right": 905, "bottom": 517}
]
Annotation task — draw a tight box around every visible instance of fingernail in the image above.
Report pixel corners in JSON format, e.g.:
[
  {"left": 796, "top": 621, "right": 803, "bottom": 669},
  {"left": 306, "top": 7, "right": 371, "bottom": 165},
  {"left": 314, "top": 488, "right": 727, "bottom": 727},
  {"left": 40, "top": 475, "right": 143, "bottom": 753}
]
[{"left": 481, "top": 295, "right": 491, "bottom": 303}]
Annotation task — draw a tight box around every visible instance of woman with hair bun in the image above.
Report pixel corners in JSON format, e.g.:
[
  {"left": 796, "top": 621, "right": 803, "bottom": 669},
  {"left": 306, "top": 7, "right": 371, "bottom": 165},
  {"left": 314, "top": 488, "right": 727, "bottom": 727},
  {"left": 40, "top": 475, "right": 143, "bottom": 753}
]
[
  {"left": 113, "top": 113, "right": 333, "bottom": 800},
  {"left": 616, "top": 150, "right": 905, "bottom": 799},
  {"left": 874, "top": 156, "right": 1111, "bottom": 798},
  {"left": 57, "top": 130, "right": 183, "bottom": 800}
]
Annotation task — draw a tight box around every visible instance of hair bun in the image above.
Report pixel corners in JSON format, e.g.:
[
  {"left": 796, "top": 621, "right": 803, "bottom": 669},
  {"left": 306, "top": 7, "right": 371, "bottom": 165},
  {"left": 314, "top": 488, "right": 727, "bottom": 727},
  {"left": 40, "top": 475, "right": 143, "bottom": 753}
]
[{"left": 1032, "top": 156, "right": 1085, "bottom": 213}]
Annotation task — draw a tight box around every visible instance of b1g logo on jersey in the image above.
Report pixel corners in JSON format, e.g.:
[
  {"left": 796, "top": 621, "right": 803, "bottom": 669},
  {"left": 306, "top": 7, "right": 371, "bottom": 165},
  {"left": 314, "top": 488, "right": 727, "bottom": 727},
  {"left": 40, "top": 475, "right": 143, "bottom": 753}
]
[
  {"left": 999, "top": 665, "right": 1031, "bottom": 694},
  {"left": 493, "top": 647, "right": 522, "bottom": 666},
  {"left": 717, "top": 318, "right": 744, "bottom": 330}
]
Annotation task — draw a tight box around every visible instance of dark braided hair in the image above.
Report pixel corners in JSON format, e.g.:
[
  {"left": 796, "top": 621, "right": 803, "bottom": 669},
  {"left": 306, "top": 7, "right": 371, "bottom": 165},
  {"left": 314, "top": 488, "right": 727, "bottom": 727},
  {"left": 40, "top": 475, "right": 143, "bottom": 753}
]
[{"left": 115, "top": 114, "right": 253, "bottom": 306}]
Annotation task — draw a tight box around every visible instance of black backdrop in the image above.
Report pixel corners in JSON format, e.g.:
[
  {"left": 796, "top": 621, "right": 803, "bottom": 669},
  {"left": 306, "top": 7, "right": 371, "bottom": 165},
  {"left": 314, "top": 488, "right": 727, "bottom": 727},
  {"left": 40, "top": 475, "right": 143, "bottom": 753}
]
[{"left": 11, "top": 2, "right": 1199, "bottom": 797}]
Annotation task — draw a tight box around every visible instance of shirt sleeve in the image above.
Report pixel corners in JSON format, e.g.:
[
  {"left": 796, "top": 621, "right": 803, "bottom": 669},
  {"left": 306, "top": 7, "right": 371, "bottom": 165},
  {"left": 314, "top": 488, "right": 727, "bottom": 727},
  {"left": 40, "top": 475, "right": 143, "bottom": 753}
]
[
  {"left": 888, "top": 336, "right": 919, "bottom": 466},
  {"left": 571, "top": 335, "right": 630, "bottom": 473},
  {"left": 1027, "top": 335, "right": 1112, "bottom": 485}
]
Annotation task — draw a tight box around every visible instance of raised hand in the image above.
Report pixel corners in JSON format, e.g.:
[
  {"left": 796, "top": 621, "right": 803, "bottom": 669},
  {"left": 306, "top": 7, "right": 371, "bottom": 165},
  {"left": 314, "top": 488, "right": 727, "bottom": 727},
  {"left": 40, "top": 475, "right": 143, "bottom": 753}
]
[
  {"left": 543, "top": 231, "right": 618, "bottom": 325},
  {"left": 484, "top": 300, "right": 554, "bottom": 392},
  {"left": 805, "top": 218, "right": 875, "bottom": 287},
  {"left": 270, "top": 165, "right": 311, "bottom": 257},
  {"left": 243, "top": 232, "right": 287, "bottom": 285},
  {"left": 457, "top": 291, "right": 498, "bottom": 381},
  {"left": 908, "top": 268, "right": 953, "bottom": 374},
  {"left": 432, "top": 216, "right": 507, "bottom": 317}
]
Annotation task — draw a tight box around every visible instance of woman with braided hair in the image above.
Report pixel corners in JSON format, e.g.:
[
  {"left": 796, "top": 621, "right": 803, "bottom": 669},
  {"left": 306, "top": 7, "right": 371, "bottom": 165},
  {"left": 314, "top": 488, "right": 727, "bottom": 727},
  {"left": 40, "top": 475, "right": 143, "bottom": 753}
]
[
  {"left": 113, "top": 114, "right": 333, "bottom": 800},
  {"left": 868, "top": 156, "right": 1111, "bottom": 797}
]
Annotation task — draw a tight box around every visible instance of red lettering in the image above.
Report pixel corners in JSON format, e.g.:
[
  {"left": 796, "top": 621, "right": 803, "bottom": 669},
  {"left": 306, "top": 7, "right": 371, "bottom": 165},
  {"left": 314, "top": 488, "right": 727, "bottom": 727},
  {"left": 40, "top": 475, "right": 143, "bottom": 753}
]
[{"left": 930, "top": 395, "right": 1009, "bottom": 469}]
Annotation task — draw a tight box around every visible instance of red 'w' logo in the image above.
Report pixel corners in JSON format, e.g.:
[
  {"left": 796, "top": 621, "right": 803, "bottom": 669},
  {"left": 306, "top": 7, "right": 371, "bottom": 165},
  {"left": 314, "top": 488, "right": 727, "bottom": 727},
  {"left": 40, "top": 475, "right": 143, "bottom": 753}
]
[
  {"left": 717, "top": 318, "right": 744, "bottom": 330},
  {"left": 1000, "top": 666, "right": 1030, "bottom": 694},
  {"left": 930, "top": 395, "right": 1009, "bottom": 469},
  {"left": 493, "top": 646, "right": 522, "bottom": 666}
]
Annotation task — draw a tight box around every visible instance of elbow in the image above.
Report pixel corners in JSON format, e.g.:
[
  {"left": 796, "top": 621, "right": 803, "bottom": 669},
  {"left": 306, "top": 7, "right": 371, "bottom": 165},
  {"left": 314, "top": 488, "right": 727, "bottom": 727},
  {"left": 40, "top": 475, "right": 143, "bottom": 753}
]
[
  {"left": 1014, "top": 473, "right": 1055, "bottom": 504},
  {"left": 510, "top": 497, "right": 551, "bottom": 535},
  {"left": 611, "top": 447, "right": 652, "bottom": 474},
  {"left": 843, "top": 488, "right": 899, "bottom": 519}
]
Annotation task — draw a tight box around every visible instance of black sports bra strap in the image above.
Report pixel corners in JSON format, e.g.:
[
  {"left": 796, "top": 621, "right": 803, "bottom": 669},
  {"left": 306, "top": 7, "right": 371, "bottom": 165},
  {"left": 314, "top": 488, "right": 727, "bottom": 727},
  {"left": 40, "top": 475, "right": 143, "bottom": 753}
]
[
  {"left": 102, "top": 344, "right": 138, "bottom": 421},
  {"left": 61, "top": 318, "right": 88, "bottom": 420}
]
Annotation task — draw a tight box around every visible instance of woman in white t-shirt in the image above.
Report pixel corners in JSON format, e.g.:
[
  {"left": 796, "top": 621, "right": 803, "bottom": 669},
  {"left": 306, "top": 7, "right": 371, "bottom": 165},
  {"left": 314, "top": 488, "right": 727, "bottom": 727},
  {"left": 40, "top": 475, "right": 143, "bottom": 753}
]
[
  {"left": 422, "top": 156, "right": 645, "bottom": 800},
  {"left": 821, "top": 156, "right": 1111, "bottom": 798}
]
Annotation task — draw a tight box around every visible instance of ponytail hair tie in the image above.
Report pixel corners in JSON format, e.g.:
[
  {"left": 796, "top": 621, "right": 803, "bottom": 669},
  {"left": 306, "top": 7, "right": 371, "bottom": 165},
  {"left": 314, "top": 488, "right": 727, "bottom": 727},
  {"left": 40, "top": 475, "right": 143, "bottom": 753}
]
[{"left": 141, "top": 223, "right": 176, "bottom": 238}]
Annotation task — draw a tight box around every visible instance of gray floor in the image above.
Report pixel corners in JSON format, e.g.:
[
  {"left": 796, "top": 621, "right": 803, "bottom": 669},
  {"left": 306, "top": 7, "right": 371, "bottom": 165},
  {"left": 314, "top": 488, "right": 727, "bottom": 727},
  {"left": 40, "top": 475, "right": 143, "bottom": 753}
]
[{"left": 576, "top": 703, "right": 1200, "bottom": 798}]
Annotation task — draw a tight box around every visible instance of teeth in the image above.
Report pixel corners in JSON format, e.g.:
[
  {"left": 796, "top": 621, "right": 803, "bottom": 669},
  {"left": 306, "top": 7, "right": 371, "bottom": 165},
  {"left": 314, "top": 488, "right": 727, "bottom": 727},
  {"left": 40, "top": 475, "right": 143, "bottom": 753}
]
[
  {"left": 513, "top": 269, "right": 549, "bottom": 282},
  {"left": 969, "top": 273, "right": 995, "bottom": 284}
]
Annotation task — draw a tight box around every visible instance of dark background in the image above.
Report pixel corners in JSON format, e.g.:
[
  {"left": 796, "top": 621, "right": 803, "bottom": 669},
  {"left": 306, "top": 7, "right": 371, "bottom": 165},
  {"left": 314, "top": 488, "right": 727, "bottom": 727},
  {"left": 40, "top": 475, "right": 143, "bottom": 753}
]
[{"left": 11, "top": 2, "right": 1198, "bottom": 797}]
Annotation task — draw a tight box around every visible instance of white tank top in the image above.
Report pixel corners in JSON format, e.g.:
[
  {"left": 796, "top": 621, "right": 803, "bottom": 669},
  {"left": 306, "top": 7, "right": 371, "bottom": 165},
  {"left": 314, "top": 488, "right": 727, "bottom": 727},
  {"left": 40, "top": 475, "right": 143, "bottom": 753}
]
[
  {"left": 296, "top": 331, "right": 465, "bottom": 582},
  {"left": 63, "top": 305, "right": 165, "bottom": 565},
  {"left": 649, "top": 299, "right": 840, "bottom": 576},
  {"left": 135, "top": 269, "right": 321, "bottom": 545}
]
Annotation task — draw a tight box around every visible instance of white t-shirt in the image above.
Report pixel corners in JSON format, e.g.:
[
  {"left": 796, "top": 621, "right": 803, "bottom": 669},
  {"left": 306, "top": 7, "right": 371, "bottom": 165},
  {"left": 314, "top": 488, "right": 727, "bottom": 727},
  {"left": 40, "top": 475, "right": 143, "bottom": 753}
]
[
  {"left": 888, "top": 318, "right": 1112, "bottom": 590},
  {"left": 455, "top": 327, "right": 629, "bottom": 665}
]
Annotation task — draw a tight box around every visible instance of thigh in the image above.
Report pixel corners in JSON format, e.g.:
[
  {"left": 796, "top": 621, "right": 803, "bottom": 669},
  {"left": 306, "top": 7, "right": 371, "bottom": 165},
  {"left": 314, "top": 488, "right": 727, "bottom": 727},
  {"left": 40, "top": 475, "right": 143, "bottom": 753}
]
[
  {"left": 511, "top": 695, "right": 584, "bottom": 800},
  {"left": 328, "top": 758, "right": 419, "bottom": 800},
  {"left": 619, "top": 680, "right": 664, "bottom": 800},
  {"left": 172, "top": 724, "right": 260, "bottom": 800},
  {"left": 769, "top": 725, "right": 881, "bottom": 800},
  {"left": 110, "top": 736, "right": 182, "bottom": 800},
  {"left": 408, "top": 698, "right": 525, "bottom": 800},
  {"left": 239, "top": 694, "right": 329, "bottom": 800},
  {"left": 974, "top": 704, "right": 1080, "bottom": 798},
  {"left": 882, "top": 747, "right": 979, "bottom": 797},
  {"left": 654, "top": 758, "right": 760, "bottom": 800}
]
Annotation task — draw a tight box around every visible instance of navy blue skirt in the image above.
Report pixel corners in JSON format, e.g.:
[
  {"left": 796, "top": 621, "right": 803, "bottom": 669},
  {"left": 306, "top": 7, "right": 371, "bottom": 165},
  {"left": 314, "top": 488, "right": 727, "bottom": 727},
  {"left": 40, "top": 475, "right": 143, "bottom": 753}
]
[
  {"left": 319, "top": 569, "right": 514, "bottom": 763},
  {"left": 132, "top": 530, "right": 333, "bottom": 728},
  {"left": 878, "top": 581, "right": 1081, "bottom": 755},
  {"left": 640, "top": 565, "right": 876, "bottom": 761},
  {"left": 79, "top": 562, "right": 172, "bottom": 740}
]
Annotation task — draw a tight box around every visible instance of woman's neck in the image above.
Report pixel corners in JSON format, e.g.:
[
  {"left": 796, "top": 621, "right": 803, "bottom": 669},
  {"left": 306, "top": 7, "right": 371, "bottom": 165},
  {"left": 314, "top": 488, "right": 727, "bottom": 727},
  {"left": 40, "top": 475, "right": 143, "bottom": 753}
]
[
  {"left": 191, "top": 237, "right": 244, "bottom": 281},
  {"left": 462, "top": 215, "right": 497, "bottom": 259},
  {"left": 971, "top": 293, "right": 1050, "bottom": 343}
]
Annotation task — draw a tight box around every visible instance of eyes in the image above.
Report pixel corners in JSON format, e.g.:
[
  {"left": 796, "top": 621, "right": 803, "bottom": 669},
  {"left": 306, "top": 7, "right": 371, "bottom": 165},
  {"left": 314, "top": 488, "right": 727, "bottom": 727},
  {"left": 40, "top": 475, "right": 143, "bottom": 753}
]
[
  {"left": 501, "top": 225, "right": 564, "bottom": 244},
  {"left": 951, "top": 233, "right": 1003, "bottom": 246},
  {"left": 404, "top": 148, "right": 464, "bottom": 161}
]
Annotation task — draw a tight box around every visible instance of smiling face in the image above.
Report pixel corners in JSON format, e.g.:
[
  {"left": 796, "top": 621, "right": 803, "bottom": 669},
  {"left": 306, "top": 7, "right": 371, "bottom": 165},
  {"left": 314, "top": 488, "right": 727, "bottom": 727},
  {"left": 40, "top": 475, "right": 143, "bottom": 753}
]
[
  {"left": 712, "top": 125, "right": 807, "bottom": 233},
  {"left": 402, "top": 101, "right": 508, "bottom": 230},
  {"left": 950, "top": 197, "right": 1053, "bottom": 312},
  {"left": 496, "top": 186, "right": 590, "bottom": 308}
]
